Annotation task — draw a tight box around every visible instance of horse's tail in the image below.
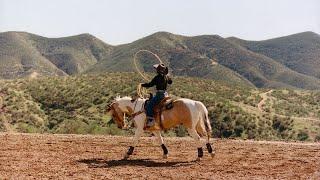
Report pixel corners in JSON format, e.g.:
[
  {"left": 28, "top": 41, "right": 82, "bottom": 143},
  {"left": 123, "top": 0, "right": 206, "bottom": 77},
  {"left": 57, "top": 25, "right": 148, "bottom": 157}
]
[{"left": 196, "top": 101, "right": 212, "bottom": 142}]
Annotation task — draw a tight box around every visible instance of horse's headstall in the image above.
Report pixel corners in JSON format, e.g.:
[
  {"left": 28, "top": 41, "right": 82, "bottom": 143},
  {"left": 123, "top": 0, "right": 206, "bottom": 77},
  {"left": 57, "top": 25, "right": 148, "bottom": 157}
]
[{"left": 106, "top": 102, "right": 116, "bottom": 111}]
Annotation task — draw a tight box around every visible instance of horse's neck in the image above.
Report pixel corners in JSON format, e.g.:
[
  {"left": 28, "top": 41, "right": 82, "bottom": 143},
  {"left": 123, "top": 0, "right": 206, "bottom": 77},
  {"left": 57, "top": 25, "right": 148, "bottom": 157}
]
[
  {"left": 135, "top": 99, "right": 146, "bottom": 111},
  {"left": 120, "top": 98, "right": 146, "bottom": 112}
]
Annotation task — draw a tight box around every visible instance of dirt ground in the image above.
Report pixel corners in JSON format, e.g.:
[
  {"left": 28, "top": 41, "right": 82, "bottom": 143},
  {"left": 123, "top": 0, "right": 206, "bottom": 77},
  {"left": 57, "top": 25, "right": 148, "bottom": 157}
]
[{"left": 0, "top": 133, "right": 319, "bottom": 179}]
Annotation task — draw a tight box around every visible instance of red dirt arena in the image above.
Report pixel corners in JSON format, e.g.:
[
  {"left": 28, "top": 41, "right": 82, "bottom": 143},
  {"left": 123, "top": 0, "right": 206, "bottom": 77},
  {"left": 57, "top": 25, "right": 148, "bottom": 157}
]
[{"left": 0, "top": 133, "right": 319, "bottom": 179}]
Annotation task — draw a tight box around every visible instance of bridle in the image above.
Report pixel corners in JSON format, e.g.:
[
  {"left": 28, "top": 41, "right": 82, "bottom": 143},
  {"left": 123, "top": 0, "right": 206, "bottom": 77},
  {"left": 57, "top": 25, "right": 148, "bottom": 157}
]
[
  {"left": 128, "top": 98, "right": 145, "bottom": 121},
  {"left": 106, "top": 98, "right": 146, "bottom": 129},
  {"left": 107, "top": 102, "right": 125, "bottom": 128}
]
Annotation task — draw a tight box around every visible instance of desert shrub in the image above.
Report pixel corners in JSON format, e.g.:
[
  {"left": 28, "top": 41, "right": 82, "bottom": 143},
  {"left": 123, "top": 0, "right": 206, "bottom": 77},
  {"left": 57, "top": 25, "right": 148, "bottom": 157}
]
[
  {"left": 163, "top": 130, "right": 177, "bottom": 137},
  {"left": 15, "top": 122, "right": 41, "bottom": 133},
  {"left": 0, "top": 72, "right": 314, "bottom": 140},
  {"left": 105, "top": 124, "right": 126, "bottom": 136},
  {"left": 234, "top": 125, "right": 244, "bottom": 137},
  {"left": 0, "top": 120, "right": 6, "bottom": 131},
  {"left": 174, "top": 126, "right": 188, "bottom": 137},
  {"left": 209, "top": 103, "right": 259, "bottom": 139},
  {"left": 297, "top": 130, "right": 309, "bottom": 141},
  {"left": 271, "top": 116, "right": 294, "bottom": 139}
]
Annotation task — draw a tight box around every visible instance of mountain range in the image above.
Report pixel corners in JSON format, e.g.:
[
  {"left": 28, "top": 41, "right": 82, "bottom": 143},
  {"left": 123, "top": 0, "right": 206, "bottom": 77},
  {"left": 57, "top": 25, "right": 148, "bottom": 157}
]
[{"left": 1, "top": 31, "right": 320, "bottom": 89}]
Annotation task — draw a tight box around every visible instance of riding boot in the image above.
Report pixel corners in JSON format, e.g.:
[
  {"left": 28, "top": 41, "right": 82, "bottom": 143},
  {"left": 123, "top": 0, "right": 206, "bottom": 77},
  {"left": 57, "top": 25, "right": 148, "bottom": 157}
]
[
  {"left": 144, "top": 117, "right": 160, "bottom": 131},
  {"left": 146, "top": 117, "right": 155, "bottom": 127}
]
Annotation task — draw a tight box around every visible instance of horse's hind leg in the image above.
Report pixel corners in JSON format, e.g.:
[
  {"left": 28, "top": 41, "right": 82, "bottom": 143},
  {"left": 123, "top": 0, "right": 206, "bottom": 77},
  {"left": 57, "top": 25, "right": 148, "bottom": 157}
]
[
  {"left": 195, "top": 117, "right": 215, "bottom": 158},
  {"left": 197, "top": 122, "right": 215, "bottom": 157},
  {"left": 206, "top": 142, "right": 215, "bottom": 158},
  {"left": 187, "top": 128, "right": 203, "bottom": 160},
  {"left": 153, "top": 131, "right": 168, "bottom": 159}
]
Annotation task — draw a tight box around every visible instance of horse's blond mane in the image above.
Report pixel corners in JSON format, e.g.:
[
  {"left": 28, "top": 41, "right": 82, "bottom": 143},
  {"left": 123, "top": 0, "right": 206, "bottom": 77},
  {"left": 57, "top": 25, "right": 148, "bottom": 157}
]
[{"left": 115, "top": 96, "right": 132, "bottom": 101}]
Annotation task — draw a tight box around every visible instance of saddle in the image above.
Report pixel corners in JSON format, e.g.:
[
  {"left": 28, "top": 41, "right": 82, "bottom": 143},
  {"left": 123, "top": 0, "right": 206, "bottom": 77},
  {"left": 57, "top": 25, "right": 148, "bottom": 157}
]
[
  {"left": 144, "top": 94, "right": 174, "bottom": 111},
  {"left": 144, "top": 96, "right": 175, "bottom": 130},
  {"left": 153, "top": 97, "right": 174, "bottom": 113}
]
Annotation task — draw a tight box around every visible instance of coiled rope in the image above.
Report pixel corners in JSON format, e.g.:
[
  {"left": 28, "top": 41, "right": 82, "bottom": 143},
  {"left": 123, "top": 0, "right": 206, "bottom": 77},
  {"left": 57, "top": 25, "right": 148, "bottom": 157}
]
[
  {"left": 136, "top": 83, "right": 148, "bottom": 99},
  {"left": 133, "top": 50, "right": 164, "bottom": 98}
]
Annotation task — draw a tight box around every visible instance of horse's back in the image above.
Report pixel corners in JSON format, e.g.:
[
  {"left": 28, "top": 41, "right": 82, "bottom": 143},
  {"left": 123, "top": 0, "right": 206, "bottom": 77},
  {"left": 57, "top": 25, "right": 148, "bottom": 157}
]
[
  {"left": 175, "top": 98, "right": 203, "bottom": 114},
  {"left": 159, "top": 98, "right": 193, "bottom": 129},
  {"left": 160, "top": 98, "right": 203, "bottom": 129},
  {"left": 175, "top": 98, "right": 209, "bottom": 128}
]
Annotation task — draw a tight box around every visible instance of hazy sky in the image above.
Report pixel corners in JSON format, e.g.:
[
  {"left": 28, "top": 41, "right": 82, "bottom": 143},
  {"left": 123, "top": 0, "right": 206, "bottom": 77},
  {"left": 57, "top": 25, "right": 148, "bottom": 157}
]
[{"left": 1, "top": 0, "right": 319, "bottom": 45}]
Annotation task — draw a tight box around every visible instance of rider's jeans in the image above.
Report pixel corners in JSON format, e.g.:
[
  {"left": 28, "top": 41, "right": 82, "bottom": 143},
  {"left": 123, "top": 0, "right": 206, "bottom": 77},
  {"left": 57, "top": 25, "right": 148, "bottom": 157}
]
[{"left": 146, "top": 91, "right": 166, "bottom": 118}]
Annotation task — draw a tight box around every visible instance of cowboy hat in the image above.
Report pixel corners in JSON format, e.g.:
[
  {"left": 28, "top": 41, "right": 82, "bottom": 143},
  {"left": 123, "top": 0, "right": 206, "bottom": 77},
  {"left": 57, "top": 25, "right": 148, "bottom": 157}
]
[{"left": 153, "top": 63, "right": 168, "bottom": 74}]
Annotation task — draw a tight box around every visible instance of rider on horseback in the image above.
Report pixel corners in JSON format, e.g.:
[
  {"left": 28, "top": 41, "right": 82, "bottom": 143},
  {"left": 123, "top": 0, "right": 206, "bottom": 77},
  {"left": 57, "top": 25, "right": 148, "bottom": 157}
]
[{"left": 141, "top": 63, "right": 172, "bottom": 128}]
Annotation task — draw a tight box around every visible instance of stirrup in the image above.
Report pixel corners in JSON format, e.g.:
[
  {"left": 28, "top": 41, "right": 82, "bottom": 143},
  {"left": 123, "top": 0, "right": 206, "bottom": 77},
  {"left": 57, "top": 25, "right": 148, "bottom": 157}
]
[
  {"left": 146, "top": 119, "right": 155, "bottom": 127},
  {"left": 144, "top": 117, "right": 160, "bottom": 131}
]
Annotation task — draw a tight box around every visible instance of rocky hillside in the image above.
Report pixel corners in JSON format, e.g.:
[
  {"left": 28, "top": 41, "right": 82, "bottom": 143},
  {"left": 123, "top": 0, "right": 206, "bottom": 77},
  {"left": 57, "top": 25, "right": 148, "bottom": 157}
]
[
  {"left": 1, "top": 31, "right": 320, "bottom": 89},
  {"left": 0, "top": 31, "right": 113, "bottom": 78},
  {"left": 228, "top": 32, "right": 320, "bottom": 79}
]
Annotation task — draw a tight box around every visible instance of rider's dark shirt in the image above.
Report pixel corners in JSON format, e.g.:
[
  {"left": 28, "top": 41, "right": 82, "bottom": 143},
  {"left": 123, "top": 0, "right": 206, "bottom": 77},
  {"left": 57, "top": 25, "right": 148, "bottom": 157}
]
[{"left": 141, "top": 74, "right": 172, "bottom": 90}]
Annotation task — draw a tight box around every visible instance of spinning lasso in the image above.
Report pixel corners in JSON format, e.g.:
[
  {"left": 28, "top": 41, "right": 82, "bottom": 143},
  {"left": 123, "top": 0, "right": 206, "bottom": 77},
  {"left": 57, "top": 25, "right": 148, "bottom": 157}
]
[
  {"left": 133, "top": 50, "right": 165, "bottom": 98},
  {"left": 133, "top": 50, "right": 164, "bottom": 81}
]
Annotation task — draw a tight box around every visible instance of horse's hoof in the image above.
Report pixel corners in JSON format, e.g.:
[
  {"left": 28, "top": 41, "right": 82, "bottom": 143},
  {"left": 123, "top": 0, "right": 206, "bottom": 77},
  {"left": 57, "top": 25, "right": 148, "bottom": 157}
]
[
  {"left": 196, "top": 157, "right": 201, "bottom": 161},
  {"left": 163, "top": 154, "right": 168, "bottom": 159},
  {"left": 123, "top": 154, "right": 130, "bottom": 160},
  {"left": 210, "top": 152, "right": 216, "bottom": 158}
]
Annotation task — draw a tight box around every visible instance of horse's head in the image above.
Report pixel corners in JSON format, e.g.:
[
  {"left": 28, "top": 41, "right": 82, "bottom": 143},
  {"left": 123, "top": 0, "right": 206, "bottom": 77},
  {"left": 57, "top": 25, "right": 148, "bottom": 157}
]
[
  {"left": 106, "top": 96, "right": 137, "bottom": 129},
  {"left": 106, "top": 102, "right": 125, "bottom": 129}
]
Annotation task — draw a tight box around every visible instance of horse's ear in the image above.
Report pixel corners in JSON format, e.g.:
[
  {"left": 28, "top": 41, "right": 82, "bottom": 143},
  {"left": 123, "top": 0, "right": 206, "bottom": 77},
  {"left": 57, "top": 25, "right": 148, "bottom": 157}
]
[{"left": 110, "top": 96, "right": 116, "bottom": 102}]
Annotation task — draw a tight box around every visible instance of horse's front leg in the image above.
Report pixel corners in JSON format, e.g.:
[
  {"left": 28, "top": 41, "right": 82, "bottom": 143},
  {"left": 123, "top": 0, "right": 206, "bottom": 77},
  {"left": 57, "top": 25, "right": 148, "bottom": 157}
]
[
  {"left": 153, "top": 131, "right": 168, "bottom": 159},
  {"left": 124, "top": 127, "right": 143, "bottom": 159}
]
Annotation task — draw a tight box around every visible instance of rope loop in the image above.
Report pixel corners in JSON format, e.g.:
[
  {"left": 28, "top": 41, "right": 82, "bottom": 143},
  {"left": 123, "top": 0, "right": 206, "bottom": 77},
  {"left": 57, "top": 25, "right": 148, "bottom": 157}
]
[{"left": 133, "top": 50, "right": 164, "bottom": 98}]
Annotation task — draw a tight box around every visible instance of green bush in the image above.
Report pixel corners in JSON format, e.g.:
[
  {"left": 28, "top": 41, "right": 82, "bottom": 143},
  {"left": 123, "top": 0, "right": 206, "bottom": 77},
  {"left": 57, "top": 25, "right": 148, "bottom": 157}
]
[
  {"left": 0, "top": 72, "right": 316, "bottom": 141},
  {"left": 174, "top": 126, "right": 188, "bottom": 137},
  {"left": 297, "top": 130, "right": 309, "bottom": 141}
]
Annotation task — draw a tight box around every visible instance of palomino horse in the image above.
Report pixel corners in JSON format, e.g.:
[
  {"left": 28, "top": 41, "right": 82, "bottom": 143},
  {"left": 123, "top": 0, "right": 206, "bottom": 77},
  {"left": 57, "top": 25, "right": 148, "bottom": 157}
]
[{"left": 107, "top": 96, "right": 215, "bottom": 160}]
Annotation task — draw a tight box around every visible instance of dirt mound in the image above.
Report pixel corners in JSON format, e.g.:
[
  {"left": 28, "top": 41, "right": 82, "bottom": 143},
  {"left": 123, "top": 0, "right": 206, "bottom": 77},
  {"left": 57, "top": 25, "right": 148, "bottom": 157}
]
[{"left": 0, "top": 133, "right": 319, "bottom": 179}]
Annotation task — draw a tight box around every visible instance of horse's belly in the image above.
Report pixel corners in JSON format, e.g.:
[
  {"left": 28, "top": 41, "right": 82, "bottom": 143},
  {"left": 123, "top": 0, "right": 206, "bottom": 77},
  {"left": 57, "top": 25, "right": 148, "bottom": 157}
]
[{"left": 161, "top": 101, "right": 192, "bottom": 129}]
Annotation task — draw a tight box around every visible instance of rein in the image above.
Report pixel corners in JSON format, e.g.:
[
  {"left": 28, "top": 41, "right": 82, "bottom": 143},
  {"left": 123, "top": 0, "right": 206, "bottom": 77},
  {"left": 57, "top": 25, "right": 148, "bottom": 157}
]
[
  {"left": 128, "top": 99, "right": 145, "bottom": 121},
  {"left": 107, "top": 98, "right": 146, "bottom": 129},
  {"left": 130, "top": 110, "right": 145, "bottom": 120},
  {"left": 124, "top": 99, "right": 145, "bottom": 129}
]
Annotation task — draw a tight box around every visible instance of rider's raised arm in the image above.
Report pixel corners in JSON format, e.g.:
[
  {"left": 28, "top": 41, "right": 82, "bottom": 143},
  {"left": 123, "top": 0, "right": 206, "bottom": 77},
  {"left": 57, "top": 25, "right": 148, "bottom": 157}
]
[{"left": 141, "top": 76, "right": 157, "bottom": 88}]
